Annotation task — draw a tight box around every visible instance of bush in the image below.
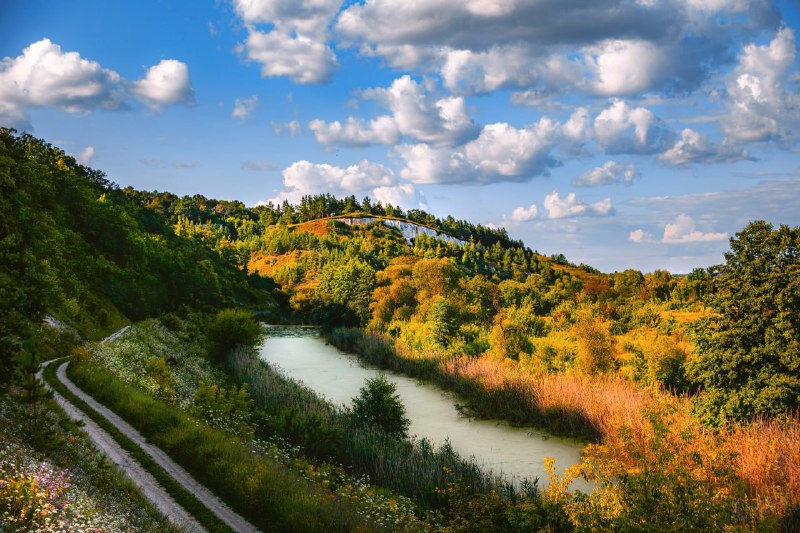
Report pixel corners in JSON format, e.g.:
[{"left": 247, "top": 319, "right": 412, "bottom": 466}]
[
  {"left": 206, "top": 309, "right": 264, "bottom": 362},
  {"left": 350, "top": 375, "right": 410, "bottom": 437}
]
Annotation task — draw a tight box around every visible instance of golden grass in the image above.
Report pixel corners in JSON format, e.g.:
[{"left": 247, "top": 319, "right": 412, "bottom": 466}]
[{"left": 390, "top": 338, "right": 800, "bottom": 523}]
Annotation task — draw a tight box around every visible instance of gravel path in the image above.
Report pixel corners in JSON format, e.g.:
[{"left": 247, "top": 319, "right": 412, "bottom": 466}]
[
  {"left": 54, "top": 361, "right": 261, "bottom": 533},
  {"left": 37, "top": 360, "right": 204, "bottom": 533}
]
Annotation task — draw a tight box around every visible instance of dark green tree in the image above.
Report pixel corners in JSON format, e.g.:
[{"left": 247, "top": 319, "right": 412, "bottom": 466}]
[
  {"left": 206, "top": 308, "right": 264, "bottom": 362},
  {"left": 688, "top": 221, "right": 800, "bottom": 423},
  {"left": 350, "top": 375, "right": 410, "bottom": 437},
  {"left": 428, "top": 297, "right": 459, "bottom": 347}
]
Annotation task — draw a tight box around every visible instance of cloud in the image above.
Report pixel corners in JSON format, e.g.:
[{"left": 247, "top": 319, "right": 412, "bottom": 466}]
[
  {"left": 575, "top": 160, "right": 638, "bottom": 186},
  {"left": 394, "top": 107, "right": 589, "bottom": 185},
  {"left": 663, "top": 214, "right": 728, "bottom": 243},
  {"left": 440, "top": 46, "right": 582, "bottom": 95},
  {"left": 269, "top": 159, "right": 425, "bottom": 209},
  {"left": 543, "top": 191, "right": 614, "bottom": 219},
  {"left": 509, "top": 203, "right": 539, "bottom": 223},
  {"left": 309, "top": 116, "right": 399, "bottom": 146},
  {"left": 334, "top": 0, "right": 764, "bottom": 97},
  {"left": 233, "top": 0, "right": 340, "bottom": 84},
  {"left": 0, "top": 38, "right": 125, "bottom": 128},
  {"left": 659, "top": 128, "right": 752, "bottom": 165},
  {"left": 629, "top": 228, "right": 656, "bottom": 243},
  {"left": 241, "top": 160, "right": 278, "bottom": 172},
  {"left": 372, "top": 183, "right": 427, "bottom": 209},
  {"left": 312, "top": 76, "right": 478, "bottom": 148},
  {"left": 630, "top": 214, "right": 728, "bottom": 245},
  {"left": 593, "top": 99, "right": 674, "bottom": 154},
  {"left": 130, "top": 59, "right": 195, "bottom": 111},
  {"left": 75, "top": 146, "right": 95, "bottom": 165},
  {"left": 336, "top": 1, "right": 684, "bottom": 60},
  {"left": 272, "top": 120, "right": 301, "bottom": 136},
  {"left": 584, "top": 40, "right": 671, "bottom": 96},
  {"left": 722, "top": 26, "right": 800, "bottom": 143},
  {"left": 0, "top": 39, "right": 195, "bottom": 128},
  {"left": 232, "top": 95, "right": 259, "bottom": 120}
]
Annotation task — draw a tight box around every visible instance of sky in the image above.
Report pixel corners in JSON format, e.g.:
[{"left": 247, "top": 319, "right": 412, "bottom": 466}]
[{"left": 1, "top": 0, "right": 799, "bottom": 273}]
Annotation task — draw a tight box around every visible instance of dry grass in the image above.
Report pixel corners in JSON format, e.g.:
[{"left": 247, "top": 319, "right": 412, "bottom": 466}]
[{"left": 386, "top": 335, "right": 800, "bottom": 523}]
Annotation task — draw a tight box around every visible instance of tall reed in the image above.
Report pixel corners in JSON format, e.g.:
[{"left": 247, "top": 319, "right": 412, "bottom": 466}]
[{"left": 327, "top": 327, "right": 800, "bottom": 525}]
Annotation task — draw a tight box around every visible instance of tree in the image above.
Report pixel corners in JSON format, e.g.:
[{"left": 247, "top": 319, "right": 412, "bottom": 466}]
[
  {"left": 573, "top": 308, "right": 615, "bottom": 375},
  {"left": 428, "top": 297, "right": 458, "bottom": 347},
  {"left": 206, "top": 308, "right": 264, "bottom": 362},
  {"left": 688, "top": 221, "right": 800, "bottom": 423},
  {"left": 350, "top": 375, "right": 410, "bottom": 437},
  {"left": 316, "top": 258, "right": 376, "bottom": 325}
]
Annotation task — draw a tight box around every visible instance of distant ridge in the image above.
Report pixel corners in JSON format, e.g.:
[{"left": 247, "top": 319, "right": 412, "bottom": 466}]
[{"left": 295, "top": 213, "right": 468, "bottom": 246}]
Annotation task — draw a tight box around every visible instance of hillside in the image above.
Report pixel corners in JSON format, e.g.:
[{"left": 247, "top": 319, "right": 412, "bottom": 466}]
[{"left": 3, "top": 131, "right": 799, "bottom": 531}]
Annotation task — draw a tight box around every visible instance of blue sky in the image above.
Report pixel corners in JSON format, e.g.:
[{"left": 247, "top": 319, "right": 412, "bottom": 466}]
[{"left": 2, "top": 0, "right": 799, "bottom": 273}]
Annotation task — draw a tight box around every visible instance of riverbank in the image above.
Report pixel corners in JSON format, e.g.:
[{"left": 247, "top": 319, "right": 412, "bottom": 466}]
[
  {"left": 325, "top": 327, "right": 800, "bottom": 529},
  {"left": 257, "top": 326, "right": 585, "bottom": 487}
]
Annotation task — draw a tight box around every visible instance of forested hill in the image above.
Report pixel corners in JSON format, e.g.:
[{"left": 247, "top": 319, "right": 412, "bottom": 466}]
[
  {"left": 4, "top": 129, "right": 798, "bottom": 426},
  {"left": 0, "top": 129, "right": 276, "bottom": 380}
]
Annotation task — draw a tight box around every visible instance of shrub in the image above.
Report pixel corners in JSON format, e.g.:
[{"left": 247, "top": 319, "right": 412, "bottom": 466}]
[
  {"left": 206, "top": 309, "right": 264, "bottom": 362},
  {"left": 350, "top": 375, "right": 410, "bottom": 437}
]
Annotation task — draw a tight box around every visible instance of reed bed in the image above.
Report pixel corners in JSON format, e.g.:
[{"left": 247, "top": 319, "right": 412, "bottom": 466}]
[{"left": 327, "top": 327, "right": 800, "bottom": 526}]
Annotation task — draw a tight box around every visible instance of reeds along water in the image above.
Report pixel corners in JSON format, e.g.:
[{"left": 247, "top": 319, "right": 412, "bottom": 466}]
[
  {"left": 227, "top": 347, "right": 500, "bottom": 509},
  {"left": 326, "top": 327, "right": 800, "bottom": 525}
]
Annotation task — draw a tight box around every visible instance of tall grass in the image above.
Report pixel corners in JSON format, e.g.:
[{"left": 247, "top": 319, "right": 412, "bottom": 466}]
[
  {"left": 228, "top": 347, "right": 499, "bottom": 508},
  {"left": 327, "top": 327, "right": 800, "bottom": 526},
  {"left": 67, "top": 360, "right": 374, "bottom": 532}
]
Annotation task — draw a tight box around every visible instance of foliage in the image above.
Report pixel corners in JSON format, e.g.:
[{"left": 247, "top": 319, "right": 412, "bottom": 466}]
[
  {"left": 315, "top": 258, "right": 376, "bottom": 326},
  {"left": 192, "top": 381, "right": 256, "bottom": 441},
  {"left": 206, "top": 308, "right": 264, "bottom": 362},
  {"left": 427, "top": 297, "right": 459, "bottom": 347},
  {"left": 689, "top": 221, "right": 800, "bottom": 423},
  {"left": 350, "top": 375, "right": 411, "bottom": 437},
  {"left": 68, "top": 359, "right": 375, "bottom": 532},
  {"left": 572, "top": 310, "right": 615, "bottom": 375}
]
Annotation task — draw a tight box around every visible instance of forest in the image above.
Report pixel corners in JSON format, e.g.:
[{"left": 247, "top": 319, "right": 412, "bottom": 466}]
[{"left": 1, "top": 128, "right": 799, "bottom": 531}]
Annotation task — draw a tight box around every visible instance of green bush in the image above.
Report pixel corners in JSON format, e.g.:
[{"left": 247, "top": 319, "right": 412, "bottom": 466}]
[
  {"left": 350, "top": 375, "right": 410, "bottom": 437},
  {"left": 206, "top": 309, "right": 264, "bottom": 362}
]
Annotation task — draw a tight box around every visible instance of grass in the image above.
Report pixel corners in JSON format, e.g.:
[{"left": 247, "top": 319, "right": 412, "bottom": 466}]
[
  {"left": 65, "top": 358, "right": 377, "bottom": 532},
  {"left": 41, "top": 357, "right": 232, "bottom": 532}
]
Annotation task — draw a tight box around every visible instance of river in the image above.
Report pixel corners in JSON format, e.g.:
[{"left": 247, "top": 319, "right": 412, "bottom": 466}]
[{"left": 259, "top": 326, "right": 587, "bottom": 487}]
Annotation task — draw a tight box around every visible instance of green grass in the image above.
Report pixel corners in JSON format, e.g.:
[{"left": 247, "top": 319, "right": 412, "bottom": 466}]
[
  {"left": 42, "top": 358, "right": 234, "bottom": 532},
  {"left": 65, "top": 359, "right": 373, "bottom": 532}
]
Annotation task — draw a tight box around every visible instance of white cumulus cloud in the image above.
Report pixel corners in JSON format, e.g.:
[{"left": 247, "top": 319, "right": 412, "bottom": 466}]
[
  {"left": 723, "top": 26, "right": 800, "bottom": 143},
  {"left": 662, "top": 213, "right": 728, "bottom": 243},
  {"left": 0, "top": 38, "right": 125, "bottom": 128},
  {"left": 233, "top": 0, "right": 340, "bottom": 84},
  {"left": 130, "top": 59, "right": 195, "bottom": 111},
  {"left": 629, "top": 228, "right": 656, "bottom": 243},
  {"left": 311, "top": 76, "right": 478, "bottom": 147},
  {"left": 632, "top": 214, "right": 728, "bottom": 244},
  {"left": 593, "top": 99, "right": 674, "bottom": 154},
  {"left": 269, "top": 159, "right": 424, "bottom": 209},
  {"left": 575, "top": 161, "right": 638, "bottom": 186},
  {"left": 660, "top": 128, "right": 751, "bottom": 165},
  {"left": 543, "top": 191, "right": 614, "bottom": 219}
]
